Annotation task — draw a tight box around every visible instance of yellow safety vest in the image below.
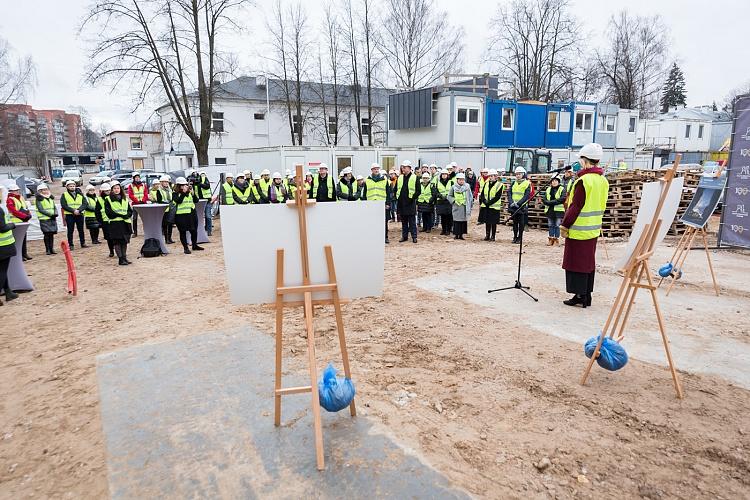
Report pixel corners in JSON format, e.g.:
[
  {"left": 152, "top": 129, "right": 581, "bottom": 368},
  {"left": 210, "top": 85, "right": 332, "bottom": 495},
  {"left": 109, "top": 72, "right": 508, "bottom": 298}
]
[
  {"left": 222, "top": 182, "right": 235, "bottom": 205},
  {"left": 435, "top": 178, "right": 454, "bottom": 197},
  {"left": 84, "top": 196, "right": 98, "bottom": 218},
  {"left": 232, "top": 184, "right": 253, "bottom": 204},
  {"left": 97, "top": 197, "right": 109, "bottom": 223},
  {"left": 193, "top": 175, "right": 212, "bottom": 199},
  {"left": 417, "top": 183, "right": 433, "bottom": 203},
  {"left": 62, "top": 191, "right": 85, "bottom": 215},
  {"left": 568, "top": 174, "right": 609, "bottom": 240},
  {"left": 7, "top": 196, "right": 28, "bottom": 223},
  {"left": 311, "top": 175, "right": 335, "bottom": 199},
  {"left": 396, "top": 174, "right": 417, "bottom": 199},
  {"left": 0, "top": 210, "right": 15, "bottom": 248},
  {"left": 36, "top": 197, "right": 55, "bottom": 221},
  {"left": 175, "top": 193, "right": 195, "bottom": 215},
  {"left": 131, "top": 184, "right": 145, "bottom": 202},
  {"left": 453, "top": 187, "right": 467, "bottom": 206},
  {"left": 258, "top": 178, "right": 271, "bottom": 197},
  {"left": 483, "top": 181, "right": 503, "bottom": 210},
  {"left": 364, "top": 177, "right": 388, "bottom": 201},
  {"left": 511, "top": 179, "right": 530, "bottom": 204},
  {"left": 106, "top": 197, "right": 131, "bottom": 223},
  {"left": 339, "top": 180, "right": 356, "bottom": 199},
  {"left": 545, "top": 186, "right": 566, "bottom": 213}
]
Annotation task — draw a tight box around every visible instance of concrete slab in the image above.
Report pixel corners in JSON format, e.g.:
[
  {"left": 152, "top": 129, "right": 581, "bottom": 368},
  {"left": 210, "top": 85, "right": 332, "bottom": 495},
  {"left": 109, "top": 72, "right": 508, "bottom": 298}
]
[
  {"left": 414, "top": 260, "right": 750, "bottom": 390},
  {"left": 96, "top": 328, "right": 468, "bottom": 499}
]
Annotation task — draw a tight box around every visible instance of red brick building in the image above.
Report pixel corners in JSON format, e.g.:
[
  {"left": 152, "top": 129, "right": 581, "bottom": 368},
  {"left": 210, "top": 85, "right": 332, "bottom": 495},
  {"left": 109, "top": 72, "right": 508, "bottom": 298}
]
[{"left": 0, "top": 104, "right": 84, "bottom": 162}]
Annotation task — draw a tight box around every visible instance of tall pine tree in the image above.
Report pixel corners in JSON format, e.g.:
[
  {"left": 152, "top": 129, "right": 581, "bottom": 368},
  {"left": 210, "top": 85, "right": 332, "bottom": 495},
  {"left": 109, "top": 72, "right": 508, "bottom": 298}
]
[{"left": 660, "top": 63, "right": 687, "bottom": 113}]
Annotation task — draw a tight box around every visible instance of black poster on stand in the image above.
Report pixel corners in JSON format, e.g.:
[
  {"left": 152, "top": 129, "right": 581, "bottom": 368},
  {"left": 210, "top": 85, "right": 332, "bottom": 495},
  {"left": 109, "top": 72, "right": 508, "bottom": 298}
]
[{"left": 719, "top": 95, "right": 750, "bottom": 248}]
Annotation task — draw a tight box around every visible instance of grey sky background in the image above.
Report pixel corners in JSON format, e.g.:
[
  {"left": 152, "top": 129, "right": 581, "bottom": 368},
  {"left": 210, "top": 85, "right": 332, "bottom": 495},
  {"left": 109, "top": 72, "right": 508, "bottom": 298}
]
[{"left": 1, "top": 0, "right": 747, "bottom": 129}]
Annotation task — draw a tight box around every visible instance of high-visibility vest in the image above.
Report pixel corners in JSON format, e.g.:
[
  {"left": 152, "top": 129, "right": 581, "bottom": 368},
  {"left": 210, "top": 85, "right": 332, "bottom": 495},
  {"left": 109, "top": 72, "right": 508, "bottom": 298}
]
[
  {"left": 258, "top": 178, "right": 271, "bottom": 197},
  {"left": 417, "top": 183, "right": 433, "bottom": 203},
  {"left": 97, "top": 197, "right": 109, "bottom": 223},
  {"left": 36, "top": 197, "right": 55, "bottom": 221},
  {"left": 364, "top": 177, "right": 388, "bottom": 201},
  {"left": 7, "top": 196, "right": 28, "bottom": 223},
  {"left": 222, "top": 182, "right": 235, "bottom": 205},
  {"left": 106, "top": 197, "right": 131, "bottom": 223},
  {"left": 84, "top": 195, "right": 98, "bottom": 218},
  {"left": 511, "top": 179, "right": 530, "bottom": 203},
  {"left": 568, "top": 174, "right": 609, "bottom": 240},
  {"left": 193, "top": 175, "right": 212, "bottom": 199},
  {"left": 312, "top": 175, "right": 335, "bottom": 199},
  {"left": 478, "top": 176, "right": 487, "bottom": 193},
  {"left": 396, "top": 174, "right": 417, "bottom": 199},
  {"left": 131, "top": 184, "right": 145, "bottom": 202},
  {"left": 339, "top": 180, "right": 356, "bottom": 199},
  {"left": 0, "top": 210, "right": 15, "bottom": 248},
  {"left": 562, "top": 177, "right": 574, "bottom": 196},
  {"left": 62, "top": 191, "right": 85, "bottom": 215},
  {"left": 175, "top": 193, "right": 195, "bottom": 215},
  {"left": 483, "top": 181, "right": 503, "bottom": 210},
  {"left": 435, "top": 178, "right": 454, "bottom": 197},
  {"left": 453, "top": 187, "right": 467, "bottom": 206},
  {"left": 545, "top": 186, "right": 566, "bottom": 213},
  {"left": 232, "top": 184, "right": 253, "bottom": 204}
]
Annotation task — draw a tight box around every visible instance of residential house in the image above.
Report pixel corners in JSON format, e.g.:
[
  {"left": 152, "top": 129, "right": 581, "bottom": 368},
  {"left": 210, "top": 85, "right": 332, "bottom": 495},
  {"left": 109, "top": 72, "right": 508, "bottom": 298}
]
[
  {"left": 638, "top": 106, "right": 713, "bottom": 153},
  {"left": 102, "top": 130, "right": 162, "bottom": 171}
]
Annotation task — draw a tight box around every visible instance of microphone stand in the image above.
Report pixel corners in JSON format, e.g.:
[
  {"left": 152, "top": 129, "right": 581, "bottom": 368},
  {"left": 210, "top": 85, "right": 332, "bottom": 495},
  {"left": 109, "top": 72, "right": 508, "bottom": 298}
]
[{"left": 488, "top": 170, "right": 565, "bottom": 302}]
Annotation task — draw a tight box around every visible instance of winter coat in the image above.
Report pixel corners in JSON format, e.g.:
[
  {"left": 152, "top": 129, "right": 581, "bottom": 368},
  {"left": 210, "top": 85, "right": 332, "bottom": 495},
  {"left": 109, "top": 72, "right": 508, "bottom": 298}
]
[
  {"left": 542, "top": 184, "right": 567, "bottom": 218},
  {"left": 104, "top": 193, "right": 133, "bottom": 242},
  {"left": 447, "top": 182, "right": 473, "bottom": 222},
  {"left": 0, "top": 206, "right": 17, "bottom": 260},
  {"left": 35, "top": 193, "right": 59, "bottom": 234},
  {"left": 417, "top": 182, "right": 436, "bottom": 212},
  {"left": 6, "top": 192, "right": 32, "bottom": 222},
  {"left": 396, "top": 173, "right": 421, "bottom": 216},
  {"left": 268, "top": 182, "right": 288, "bottom": 203},
  {"left": 434, "top": 177, "right": 454, "bottom": 215}
]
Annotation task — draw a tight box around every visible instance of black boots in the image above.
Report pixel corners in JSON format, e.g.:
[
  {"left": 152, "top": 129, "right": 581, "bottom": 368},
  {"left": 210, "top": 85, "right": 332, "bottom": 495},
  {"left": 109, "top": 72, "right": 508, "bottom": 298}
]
[
  {"left": 192, "top": 245, "right": 204, "bottom": 251},
  {"left": 184, "top": 246, "right": 191, "bottom": 254},
  {"left": 563, "top": 294, "right": 591, "bottom": 308}
]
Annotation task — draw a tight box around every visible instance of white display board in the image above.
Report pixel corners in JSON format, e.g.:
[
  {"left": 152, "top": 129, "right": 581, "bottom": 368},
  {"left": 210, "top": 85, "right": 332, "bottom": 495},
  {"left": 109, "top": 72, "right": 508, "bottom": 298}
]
[
  {"left": 615, "top": 177, "right": 685, "bottom": 270},
  {"left": 221, "top": 202, "right": 385, "bottom": 304}
]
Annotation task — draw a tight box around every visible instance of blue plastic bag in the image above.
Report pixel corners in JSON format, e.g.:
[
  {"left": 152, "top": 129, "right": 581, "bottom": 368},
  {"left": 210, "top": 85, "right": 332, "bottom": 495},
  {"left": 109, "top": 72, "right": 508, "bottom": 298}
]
[
  {"left": 658, "top": 262, "right": 674, "bottom": 277},
  {"left": 318, "top": 363, "right": 356, "bottom": 412},
  {"left": 584, "top": 334, "right": 629, "bottom": 371}
]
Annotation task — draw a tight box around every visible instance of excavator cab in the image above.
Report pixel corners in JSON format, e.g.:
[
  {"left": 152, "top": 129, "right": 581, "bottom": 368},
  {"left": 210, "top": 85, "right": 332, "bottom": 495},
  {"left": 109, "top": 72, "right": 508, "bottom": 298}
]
[{"left": 506, "top": 148, "right": 552, "bottom": 174}]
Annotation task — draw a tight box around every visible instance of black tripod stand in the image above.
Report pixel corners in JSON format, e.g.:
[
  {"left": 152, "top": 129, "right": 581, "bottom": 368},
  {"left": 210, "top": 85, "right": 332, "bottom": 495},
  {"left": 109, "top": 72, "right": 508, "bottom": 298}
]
[{"left": 488, "top": 171, "right": 564, "bottom": 302}]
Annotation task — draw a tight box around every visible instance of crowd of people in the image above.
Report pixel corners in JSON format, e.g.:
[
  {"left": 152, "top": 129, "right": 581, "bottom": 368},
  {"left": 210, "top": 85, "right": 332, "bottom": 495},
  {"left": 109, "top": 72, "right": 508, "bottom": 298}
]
[{"left": 1, "top": 142, "right": 608, "bottom": 309}]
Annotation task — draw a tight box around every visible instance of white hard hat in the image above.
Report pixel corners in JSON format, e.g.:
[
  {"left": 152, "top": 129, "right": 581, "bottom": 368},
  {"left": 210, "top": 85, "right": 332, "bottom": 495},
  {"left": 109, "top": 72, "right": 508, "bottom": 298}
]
[
  {"left": 450, "top": 162, "right": 457, "bottom": 167},
  {"left": 389, "top": 169, "right": 397, "bottom": 175},
  {"left": 446, "top": 163, "right": 455, "bottom": 169},
  {"left": 199, "top": 170, "right": 206, "bottom": 175},
  {"left": 285, "top": 169, "right": 291, "bottom": 175},
  {"left": 481, "top": 167, "right": 489, "bottom": 173},
  {"left": 8, "top": 183, "right": 20, "bottom": 191},
  {"left": 488, "top": 169, "right": 498, "bottom": 176},
  {"left": 356, "top": 175, "right": 364, "bottom": 181},
  {"left": 579, "top": 142, "right": 603, "bottom": 161},
  {"left": 429, "top": 163, "right": 437, "bottom": 169},
  {"left": 151, "top": 179, "right": 160, "bottom": 186},
  {"left": 272, "top": 171, "right": 282, "bottom": 179},
  {"left": 243, "top": 169, "right": 251, "bottom": 176},
  {"left": 421, "top": 173, "right": 431, "bottom": 179},
  {"left": 159, "top": 174, "right": 171, "bottom": 182},
  {"left": 370, "top": 163, "right": 380, "bottom": 170},
  {"left": 401, "top": 160, "right": 412, "bottom": 167},
  {"left": 37, "top": 183, "right": 49, "bottom": 190},
  {"left": 342, "top": 167, "right": 352, "bottom": 175},
  {"left": 514, "top": 166, "right": 527, "bottom": 174},
  {"left": 305, "top": 171, "right": 312, "bottom": 177},
  {"left": 224, "top": 172, "right": 234, "bottom": 178},
  {"left": 65, "top": 180, "right": 76, "bottom": 186},
  {"left": 287, "top": 174, "right": 294, "bottom": 179},
  {"left": 319, "top": 163, "right": 329, "bottom": 170},
  {"left": 455, "top": 173, "right": 465, "bottom": 179},
  {"left": 100, "top": 183, "right": 111, "bottom": 191},
  {"left": 261, "top": 169, "right": 271, "bottom": 176},
  {"left": 85, "top": 184, "right": 95, "bottom": 191},
  {"left": 110, "top": 180, "right": 121, "bottom": 187},
  {"left": 131, "top": 171, "right": 141, "bottom": 178},
  {"left": 175, "top": 177, "right": 188, "bottom": 185},
  {"left": 440, "top": 169, "right": 449, "bottom": 174},
  {"left": 236, "top": 172, "right": 245, "bottom": 178}
]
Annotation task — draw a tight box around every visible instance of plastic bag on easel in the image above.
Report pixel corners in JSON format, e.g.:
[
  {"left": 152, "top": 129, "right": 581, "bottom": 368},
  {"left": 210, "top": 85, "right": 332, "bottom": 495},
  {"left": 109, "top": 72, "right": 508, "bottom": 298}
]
[
  {"left": 584, "top": 334, "right": 628, "bottom": 371},
  {"left": 318, "top": 363, "right": 356, "bottom": 412}
]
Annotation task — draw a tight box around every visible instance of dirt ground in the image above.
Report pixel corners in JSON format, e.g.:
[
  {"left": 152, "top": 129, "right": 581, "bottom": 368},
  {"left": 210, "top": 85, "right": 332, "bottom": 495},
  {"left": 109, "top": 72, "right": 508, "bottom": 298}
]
[{"left": 1, "top": 210, "right": 749, "bottom": 499}]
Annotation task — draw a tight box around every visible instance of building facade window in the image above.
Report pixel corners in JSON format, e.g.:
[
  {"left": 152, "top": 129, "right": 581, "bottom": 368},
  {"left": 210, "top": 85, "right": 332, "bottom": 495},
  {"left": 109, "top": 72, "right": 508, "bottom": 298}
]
[
  {"left": 698, "top": 124, "right": 704, "bottom": 139},
  {"left": 457, "top": 106, "right": 480, "bottom": 125},
  {"left": 381, "top": 156, "right": 395, "bottom": 171},
  {"left": 212, "top": 112, "right": 224, "bottom": 132},
  {"left": 253, "top": 112, "right": 265, "bottom": 120},
  {"left": 547, "top": 111, "right": 559, "bottom": 131},
  {"left": 336, "top": 156, "right": 352, "bottom": 176},
  {"left": 293, "top": 115, "right": 302, "bottom": 135},
  {"left": 215, "top": 157, "right": 227, "bottom": 165},
  {"left": 628, "top": 117, "right": 637, "bottom": 133},
  {"left": 597, "top": 115, "right": 616, "bottom": 132},
  {"left": 130, "top": 137, "right": 142, "bottom": 149},
  {"left": 685, "top": 124, "right": 691, "bottom": 138},
  {"left": 501, "top": 108, "right": 515, "bottom": 130},
  {"left": 575, "top": 111, "right": 593, "bottom": 131},
  {"left": 361, "top": 117, "right": 371, "bottom": 135},
  {"left": 328, "top": 116, "right": 338, "bottom": 136},
  {"left": 132, "top": 158, "right": 144, "bottom": 170}
]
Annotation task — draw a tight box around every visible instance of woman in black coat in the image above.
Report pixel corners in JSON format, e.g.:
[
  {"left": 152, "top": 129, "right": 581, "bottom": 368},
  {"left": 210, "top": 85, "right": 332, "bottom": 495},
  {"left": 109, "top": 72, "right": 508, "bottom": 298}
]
[
  {"left": 434, "top": 170, "right": 454, "bottom": 235},
  {"left": 173, "top": 177, "right": 203, "bottom": 254},
  {"left": 104, "top": 181, "right": 134, "bottom": 266},
  {"left": 0, "top": 199, "right": 18, "bottom": 304}
]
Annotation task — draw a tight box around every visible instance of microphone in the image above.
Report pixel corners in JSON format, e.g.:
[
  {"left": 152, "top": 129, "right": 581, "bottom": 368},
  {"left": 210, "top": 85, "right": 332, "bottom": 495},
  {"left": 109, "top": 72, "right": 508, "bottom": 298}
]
[{"left": 549, "top": 165, "right": 572, "bottom": 173}]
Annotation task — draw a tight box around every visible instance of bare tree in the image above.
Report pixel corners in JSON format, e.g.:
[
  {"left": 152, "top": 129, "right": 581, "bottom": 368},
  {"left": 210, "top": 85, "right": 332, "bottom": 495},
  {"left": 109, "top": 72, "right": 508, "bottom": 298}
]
[
  {"left": 378, "top": 0, "right": 464, "bottom": 91},
  {"left": 596, "top": 11, "right": 669, "bottom": 116},
  {"left": 485, "top": 0, "right": 580, "bottom": 101},
  {"left": 81, "top": 0, "right": 251, "bottom": 165},
  {"left": 722, "top": 80, "right": 750, "bottom": 112},
  {"left": 342, "top": 0, "right": 364, "bottom": 145},
  {"left": 359, "top": 0, "right": 380, "bottom": 146},
  {"left": 321, "top": 2, "right": 343, "bottom": 145},
  {"left": 0, "top": 37, "right": 36, "bottom": 105}
]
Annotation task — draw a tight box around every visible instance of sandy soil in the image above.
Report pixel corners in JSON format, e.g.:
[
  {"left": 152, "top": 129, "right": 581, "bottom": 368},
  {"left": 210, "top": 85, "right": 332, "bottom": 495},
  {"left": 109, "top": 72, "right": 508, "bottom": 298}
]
[{"left": 1, "top": 212, "right": 749, "bottom": 499}]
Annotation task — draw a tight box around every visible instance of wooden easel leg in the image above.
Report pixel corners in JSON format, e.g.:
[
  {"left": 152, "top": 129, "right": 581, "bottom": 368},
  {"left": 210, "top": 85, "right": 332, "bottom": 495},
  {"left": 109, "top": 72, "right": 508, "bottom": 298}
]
[
  {"left": 645, "top": 270, "right": 684, "bottom": 399},
  {"left": 701, "top": 228, "right": 720, "bottom": 296},
  {"left": 303, "top": 291, "right": 325, "bottom": 470},
  {"left": 614, "top": 264, "right": 646, "bottom": 342},
  {"left": 666, "top": 227, "right": 697, "bottom": 296},
  {"left": 659, "top": 229, "right": 689, "bottom": 288},
  {"left": 274, "top": 250, "right": 285, "bottom": 427},
  {"left": 324, "top": 246, "right": 357, "bottom": 417}
]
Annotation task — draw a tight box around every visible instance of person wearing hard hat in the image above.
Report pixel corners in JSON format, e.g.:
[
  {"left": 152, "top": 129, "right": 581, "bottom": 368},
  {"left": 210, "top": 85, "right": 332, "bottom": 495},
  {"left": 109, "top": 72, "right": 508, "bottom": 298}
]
[
  {"left": 96, "top": 183, "right": 116, "bottom": 257},
  {"left": 434, "top": 169, "right": 454, "bottom": 235},
  {"left": 173, "top": 177, "right": 204, "bottom": 254},
  {"left": 268, "top": 172, "right": 289, "bottom": 203},
  {"left": 127, "top": 171, "right": 149, "bottom": 236},
  {"left": 429, "top": 164, "right": 438, "bottom": 183},
  {"left": 103, "top": 181, "right": 134, "bottom": 265},
  {"left": 220, "top": 172, "right": 235, "bottom": 206},
  {"left": 192, "top": 170, "right": 214, "bottom": 236},
  {"left": 479, "top": 169, "right": 504, "bottom": 241},
  {"left": 337, "top": 167, "right": 357, "bottom": 201},
  {"left": 396, "top": 160, "right": 421, "bottom": 243},
  {"left": 464, "top": 167, "right": 477, "bottom": 196},
  {"left": 447, "top": 172, "right": 473, "bottom": 240},
  {"left": 417, "top": 172, "right": 436, "bottom": 233},
  {"left": 232, "top": 173, "right": 255, "bottom": 204},
  {"left": 61, "top": 179, "right": 89, "bottom": 250},
  {"left": 35, "top": 183, "right": 59, "bottom": 255},
  {"left": 148, "top": 178, "right": 159, "bottom": 203},
  {"left": 355, "top": 175, "right": 366, "bottom": 199},
  {"left": 561, "top": 143, "right": 609, "bottom": 308},
  {"left": 446, "top": 163, "right": 456, "bottom": 181},
  {"left": 362, "top": 163, "right": 391, "bottom": 243},
  {"left": 477, "top": 167, "right": 490, "bottom": 201},
  {"left": 154, "top": 175, "right": 175, "bottom": 244},
  {"left": 508, "top": 166, "right": 531, "bottom": 244},
  {"left": 5, "top": 183, "right": 32, "bottom": 260},
  {"left": 542, "top": 176, "right": 566, "bottom": 246},
  {"left": 84, "top": 184, "right": 102, "bottom": 245},
  {"left": 309, "top": 163, "right": 336, "bottom": 202},
  {"left": 562, "top": 168, "right": 574, "bottom": 198},
  {"left": 0, "top": 185, "right": 18, "bottom": 303},
  {"left": 255, "top": 169, "right": 272, "bottom": 203}
]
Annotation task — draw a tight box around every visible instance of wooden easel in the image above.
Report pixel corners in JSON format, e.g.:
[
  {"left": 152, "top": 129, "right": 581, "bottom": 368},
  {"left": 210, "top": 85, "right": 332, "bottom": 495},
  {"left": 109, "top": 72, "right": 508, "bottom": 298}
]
[
  {"left": 274, "top": 164, "right": 356, "bottom": 470},
  {"left": 658, "top": 225, "right": 719, "bottom": 296},
  {"left": 581, "top": 157, "right": 684, "bottom": 399}
]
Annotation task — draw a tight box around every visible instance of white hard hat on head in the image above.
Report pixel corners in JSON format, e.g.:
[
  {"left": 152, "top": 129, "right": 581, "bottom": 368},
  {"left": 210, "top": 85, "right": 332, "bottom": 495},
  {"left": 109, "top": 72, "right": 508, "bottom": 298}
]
[
  {"left": 37, "top": 183, "right": 49, "bottom": 190},
  {"left": 401, "top": 160, "right": 412, "bottom": 167},
  {"left": 429, "top": 163, "right": 437, "bottom": 169},
  {"left": 199, "top": 170, "right": 206, "bottom": 175},
  {"left": 224, "top": 172, "right": 234, "bottom": 178},
  {"left": 65, "top": 180, "right": 76, "bottom": 186},
  {"left": 455, "top": 173, "right": 465, "bottom": 179},
  {"left": 160, "top": 174, "right": 171, "bottom": 182},
  {"left": 110, "top": 180, "right": 121, "bottom": 187},
  {"left": 100, "top": 183, "right": 111, "bottom": 191},
  {"left": 305, "top": 171, "right": 312, "bottom": 177},
  {"left": 389, "top": 169, "right": 397, "bottom": 175},
  {"left": 488, "top": 169, "right": 498, "bottom": 175},
  {"left": 370, "top": 163, "right": 380, "bottom": 170},
  {"left": 579, "top": 142, "right": 603, "bottom": 161},
  {"left": 356, "top": 175, "right": 364, "bottom": 181},
  {"left": 261, "top": 169, "right": 271, "bottom": 176},
  {"left": 243, "top": 169, "right": 251, "bottom": 176},
  {"left": 421, "top": 173, "right": 431, "bottom": 179},
  {"left": 319, "top": 163, "right": 328, "bottom": 170},
  {"left": 446, "top": 163, "right": 455, "bottom": 169},
  {"left": 151, "top": 179, "right": 160, "bottom": 186},
  {"left": 481, "top": 167, "right": 489, "bottom": 173},
  {"left": 85, "top": 184, "right": 95, "bottom": 191},
  {"left": 285, "top": 169, "right": 291, "bottom": 175},
  {"left": 342, "top": 167, "right": 352, "bottom": 175},
  {"left": 514, "top": 166, "right": 527, "bottom": 174},
  {"left": 132, "top": 171, "right": 141, "bottom": 178},
  {"left": 440, "top": 168, "right": 449, "bottom": 174},
  {"left": 272, "top": 171, "right": 282, "bottom": 179},
  {"left": 175, "top": 177, "right": 188, "bottom": 185},
  {"left": 8, "top": 183, "right": 20, "bottom": 191}
]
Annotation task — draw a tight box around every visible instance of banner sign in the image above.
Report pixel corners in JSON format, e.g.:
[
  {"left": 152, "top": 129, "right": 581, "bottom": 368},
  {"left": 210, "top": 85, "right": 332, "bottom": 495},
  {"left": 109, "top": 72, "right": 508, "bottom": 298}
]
[{"left": 719, "top": 95, "right": 750, "bottom": 248}]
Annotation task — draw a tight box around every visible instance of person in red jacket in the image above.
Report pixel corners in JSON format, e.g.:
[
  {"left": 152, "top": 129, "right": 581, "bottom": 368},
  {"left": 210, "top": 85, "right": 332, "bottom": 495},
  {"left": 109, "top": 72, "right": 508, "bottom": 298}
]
[
  {"left": 6, "top": 184, "right": 32, "bottom": 261},
  {"left": 127, "top": 171, "right": 149, "bottom": 236}
]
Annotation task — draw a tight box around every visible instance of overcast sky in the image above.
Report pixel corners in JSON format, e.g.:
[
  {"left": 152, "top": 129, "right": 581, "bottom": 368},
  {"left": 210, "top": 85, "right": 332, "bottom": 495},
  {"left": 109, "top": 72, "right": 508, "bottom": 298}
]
[{"left": 1, "top": 0, "right": 747, "bottom": 130}]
